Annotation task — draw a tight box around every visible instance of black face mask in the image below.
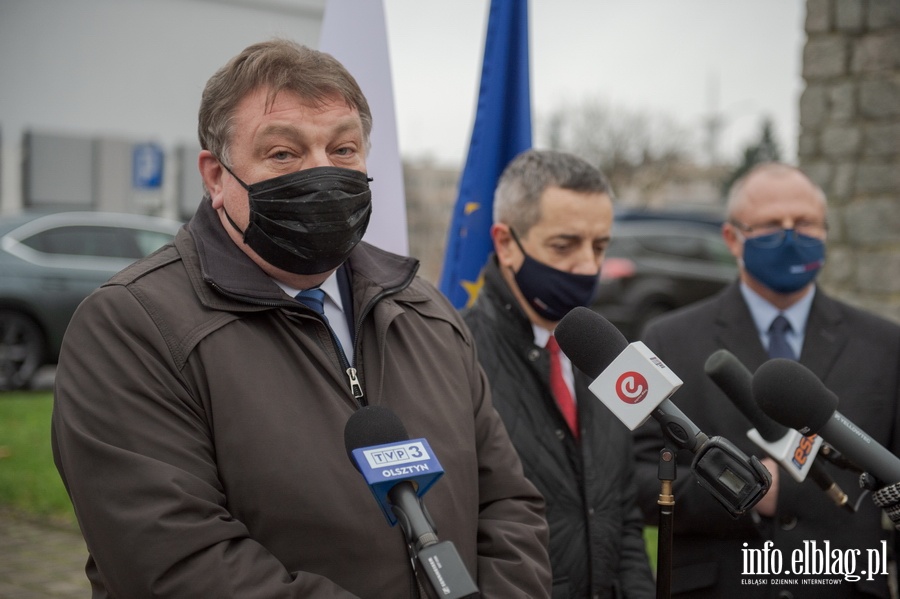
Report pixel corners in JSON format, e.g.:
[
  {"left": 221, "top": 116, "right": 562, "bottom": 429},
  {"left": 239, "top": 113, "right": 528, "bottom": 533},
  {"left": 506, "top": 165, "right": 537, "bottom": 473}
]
[
  {"left": 510, "top": 229, "right": 600, "bottom": 322},
  {"left": 222, "top": 164, "right": 372, "bottom": 275}
]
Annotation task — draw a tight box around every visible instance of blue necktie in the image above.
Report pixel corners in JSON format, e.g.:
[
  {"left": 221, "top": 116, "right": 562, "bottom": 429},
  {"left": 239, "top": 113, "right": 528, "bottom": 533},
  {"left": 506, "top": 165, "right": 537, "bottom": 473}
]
[
  {"left": 297, "top": 288, "right": 349, "bottom": 358},
  {"left": 768, "top": 315, "right": 796, "bottom": 360},
  {"left": 295, "top": 288, "right": 326, "bottom": 317}
]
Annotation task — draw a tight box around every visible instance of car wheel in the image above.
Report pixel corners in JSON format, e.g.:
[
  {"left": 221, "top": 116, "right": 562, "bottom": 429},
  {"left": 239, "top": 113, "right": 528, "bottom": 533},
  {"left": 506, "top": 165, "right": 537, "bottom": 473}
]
[{"left": 0, "top": 310, "right": 46, "bottom": 391}]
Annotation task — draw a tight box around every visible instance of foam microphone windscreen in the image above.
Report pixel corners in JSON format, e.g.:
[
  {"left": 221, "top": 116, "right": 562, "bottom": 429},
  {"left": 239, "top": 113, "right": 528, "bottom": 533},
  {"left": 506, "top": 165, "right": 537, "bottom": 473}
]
[
  {"left": 344, "top": 405, "right": 410, "bottom": 466},
  {"left": 554, "top": 307, "right": 629, "bottom": 378},
  {"left": 752, "top": 358, "right": 839, "bottom": 434},
  {"left": 704, "top": 349, "right": 788, "bottom": 442}
]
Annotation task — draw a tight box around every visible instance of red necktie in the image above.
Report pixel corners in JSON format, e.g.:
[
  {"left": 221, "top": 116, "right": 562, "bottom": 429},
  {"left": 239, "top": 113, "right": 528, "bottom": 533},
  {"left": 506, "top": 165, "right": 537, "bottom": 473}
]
[{"left": 546, "top": 335, "right": 579, "bottom": 439}]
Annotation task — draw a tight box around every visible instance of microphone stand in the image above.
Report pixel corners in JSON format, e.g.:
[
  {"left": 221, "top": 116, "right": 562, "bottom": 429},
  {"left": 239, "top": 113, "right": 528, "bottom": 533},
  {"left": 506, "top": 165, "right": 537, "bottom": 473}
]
[
  {"left": 649, "top": 404, "right": 770, "bottom": 598},
  {"left": 656, "top": 447, "right": 676, "bottom": 599}
]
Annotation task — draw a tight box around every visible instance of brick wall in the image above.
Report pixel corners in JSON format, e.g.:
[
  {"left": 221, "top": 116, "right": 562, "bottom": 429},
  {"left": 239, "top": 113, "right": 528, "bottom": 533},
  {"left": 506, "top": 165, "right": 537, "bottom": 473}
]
[{"left": 800, "top": 0, "right": 900, "bottom": 321}]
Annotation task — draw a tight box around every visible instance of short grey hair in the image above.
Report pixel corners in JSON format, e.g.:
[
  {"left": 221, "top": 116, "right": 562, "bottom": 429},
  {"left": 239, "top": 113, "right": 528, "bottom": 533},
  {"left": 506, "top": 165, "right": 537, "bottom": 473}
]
[{"left": 493, "top": 149, "right": 613, "bottom": 235}]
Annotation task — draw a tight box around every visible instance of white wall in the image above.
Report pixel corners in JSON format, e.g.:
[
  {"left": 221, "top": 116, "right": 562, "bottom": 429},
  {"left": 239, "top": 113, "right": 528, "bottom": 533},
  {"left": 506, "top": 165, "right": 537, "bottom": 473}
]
[{"left": 0, "top": 0, "right": 325, "bottom": 216}]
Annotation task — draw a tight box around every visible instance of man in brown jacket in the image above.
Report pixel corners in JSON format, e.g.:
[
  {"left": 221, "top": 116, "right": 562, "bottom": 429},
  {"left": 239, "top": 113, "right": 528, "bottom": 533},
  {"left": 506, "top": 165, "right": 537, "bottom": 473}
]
[{"left": 51, "top": 39, "right": 551, "bottom": 598}]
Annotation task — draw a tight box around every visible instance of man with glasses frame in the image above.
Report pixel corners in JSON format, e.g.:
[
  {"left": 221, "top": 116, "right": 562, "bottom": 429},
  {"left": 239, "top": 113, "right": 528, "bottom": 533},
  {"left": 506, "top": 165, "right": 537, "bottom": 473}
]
[{"left": 631, "top": 162, "right": 900, "bottom": 598}]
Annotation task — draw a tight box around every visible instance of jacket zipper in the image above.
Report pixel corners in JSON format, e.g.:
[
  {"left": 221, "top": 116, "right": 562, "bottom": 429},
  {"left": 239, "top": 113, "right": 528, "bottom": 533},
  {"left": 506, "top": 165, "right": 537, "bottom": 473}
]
[
  {"left": 347, "top": 265, "right": 419, "bottom": 407},
  {"left": 208, "top": 264, "right": 418, "bottom": 408},
  {"left": 346, "top": 367, "right": 363, "bottom": 399},
  {"left": 206, "top": 280, "right": 366, "bottom": 402},
  {"left": 289, "top": 309, "right": 365, "bottom": 406},
  {"left": 321, "top": 325, "right": 363, "bottom": 403}
]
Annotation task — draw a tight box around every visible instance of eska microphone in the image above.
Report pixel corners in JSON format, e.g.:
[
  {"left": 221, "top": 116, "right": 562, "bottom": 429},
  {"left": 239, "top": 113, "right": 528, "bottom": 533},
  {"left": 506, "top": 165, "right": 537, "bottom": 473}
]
[{"left": 705, "top": 349, "right": 823, "bottom": 482}]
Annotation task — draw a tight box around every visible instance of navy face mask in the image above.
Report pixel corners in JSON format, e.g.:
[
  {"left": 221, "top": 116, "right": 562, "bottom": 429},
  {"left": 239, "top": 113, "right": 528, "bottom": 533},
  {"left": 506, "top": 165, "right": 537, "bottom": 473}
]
[
  {"left": 222, "top": 164, "right": 372, "bottom": 275},
  {"left": 510, "top": 229, "right": 599, "bottom": 322},
  {"left": 742, "top": 229, "right": 825, "bottom": 294}
]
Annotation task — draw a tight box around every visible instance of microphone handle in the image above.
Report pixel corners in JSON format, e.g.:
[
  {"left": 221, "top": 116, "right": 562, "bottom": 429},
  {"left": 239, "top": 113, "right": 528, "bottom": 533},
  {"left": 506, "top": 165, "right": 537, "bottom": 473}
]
[
  {"left": 388, "top": 485, "right": 481, "bottom": 599},
  {"left": 651, "top": 399, "right": 708, "bottom": 453},
  {"left": 806, "top": 460, "right": 851, "bottom": 510},
  {"left": 389, "top": 482, "right": 439, "bottom": 552},
  {"left": 821, "top": 412, "right": 900, "bottom": 486}
]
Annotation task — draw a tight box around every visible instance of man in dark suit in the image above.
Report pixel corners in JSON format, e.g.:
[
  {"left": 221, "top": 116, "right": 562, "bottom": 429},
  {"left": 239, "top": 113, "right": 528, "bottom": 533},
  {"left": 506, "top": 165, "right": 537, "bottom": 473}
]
[{"left": 633, "top": 162, "right": 900, "bottom": 598}]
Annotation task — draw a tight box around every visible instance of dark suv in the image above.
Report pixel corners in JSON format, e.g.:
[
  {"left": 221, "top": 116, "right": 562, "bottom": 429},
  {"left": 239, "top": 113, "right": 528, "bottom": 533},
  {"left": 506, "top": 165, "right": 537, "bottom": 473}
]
[{"left": 592, "top": 218, "right": 738, "bottom": 340}]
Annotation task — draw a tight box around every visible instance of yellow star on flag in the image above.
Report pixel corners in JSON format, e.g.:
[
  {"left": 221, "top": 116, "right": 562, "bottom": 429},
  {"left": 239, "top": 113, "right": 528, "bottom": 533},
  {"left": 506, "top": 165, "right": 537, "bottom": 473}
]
[{"left": 461, "top": 272, "right": 485, "bottom": 308}]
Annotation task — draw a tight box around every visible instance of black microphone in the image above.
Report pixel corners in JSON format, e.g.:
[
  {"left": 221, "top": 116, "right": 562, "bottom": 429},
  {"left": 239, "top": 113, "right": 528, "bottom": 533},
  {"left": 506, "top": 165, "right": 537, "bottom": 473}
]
[
  {"left": 344, "top": 406, "right": 479, "bottom": 599},
  {"left": 704, "top": 349, "right": 788, "bottom": 442},
  {"left": 555, "top": 307, "right": 771, "bottom": 518},
  {"left": 753, "top": 358, "right": 900, "bottom": 487},
  {"left": 704, "top": 349, "right": 851, "bottom": 510}
]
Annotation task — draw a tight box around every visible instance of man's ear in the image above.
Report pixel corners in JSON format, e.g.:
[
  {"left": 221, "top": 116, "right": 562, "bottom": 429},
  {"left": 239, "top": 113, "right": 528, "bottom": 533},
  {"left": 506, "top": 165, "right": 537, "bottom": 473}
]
[
  {"left": 722, "top": 222, "right": 743, "bottom": 261},
  {"left": 199, "top": 150, "right": 226, "bottom": 208},
  {"left": 492, "top": 223, "right": 516, "bottom": 268}
]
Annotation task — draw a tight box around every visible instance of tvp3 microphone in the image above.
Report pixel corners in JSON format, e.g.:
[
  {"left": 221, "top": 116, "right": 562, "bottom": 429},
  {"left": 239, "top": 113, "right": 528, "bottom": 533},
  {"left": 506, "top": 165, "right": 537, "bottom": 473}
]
[
  {"left": 555, "top": 307, "right": 770, "bottom": 518},
  {"left": 344, "top": 406, "right": 479, "bottom": 599}
]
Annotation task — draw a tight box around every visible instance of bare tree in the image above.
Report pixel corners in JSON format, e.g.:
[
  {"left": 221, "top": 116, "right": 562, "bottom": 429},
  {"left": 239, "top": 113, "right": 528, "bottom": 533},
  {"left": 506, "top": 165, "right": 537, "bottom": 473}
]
[
  {"left": 721, "top": 117, "right": 782, "bottom": 195},
  {"left": 538, "top": 98, "right": 698, "bottom": 204}
]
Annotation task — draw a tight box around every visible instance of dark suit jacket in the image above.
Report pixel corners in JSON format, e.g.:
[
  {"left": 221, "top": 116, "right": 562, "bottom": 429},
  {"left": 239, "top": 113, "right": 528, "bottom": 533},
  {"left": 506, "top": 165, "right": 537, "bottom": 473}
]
[{"left": 634, "top": 282, "right": 900, "bottom": 598}]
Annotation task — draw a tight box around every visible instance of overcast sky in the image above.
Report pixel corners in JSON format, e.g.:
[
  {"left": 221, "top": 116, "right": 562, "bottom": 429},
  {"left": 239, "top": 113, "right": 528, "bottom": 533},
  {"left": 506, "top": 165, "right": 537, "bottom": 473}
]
[
  {"left": 0, "top": 0, "right": 807, "bottom": 209},
  {"left": 382, "top": 0, "right": 806, "bottom": 168}
]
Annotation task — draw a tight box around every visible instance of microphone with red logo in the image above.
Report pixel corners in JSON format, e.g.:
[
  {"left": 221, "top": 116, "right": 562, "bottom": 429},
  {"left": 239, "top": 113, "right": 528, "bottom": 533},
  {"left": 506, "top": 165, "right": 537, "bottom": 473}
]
[
  {"left": 555, "top": 307, "right": 771, "bottom": 518},
  {"left": 554, "top": 307, "right": 696, "bottom": 449}
]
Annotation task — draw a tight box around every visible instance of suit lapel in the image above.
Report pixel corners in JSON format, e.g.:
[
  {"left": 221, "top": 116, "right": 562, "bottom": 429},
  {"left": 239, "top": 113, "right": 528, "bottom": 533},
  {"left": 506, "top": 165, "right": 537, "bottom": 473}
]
[
  {"left": 712, "top": 284, "right": 770, "bottom": 373},
  {"left": 798, "top": 290, "right": 847, "bottom": 380}
]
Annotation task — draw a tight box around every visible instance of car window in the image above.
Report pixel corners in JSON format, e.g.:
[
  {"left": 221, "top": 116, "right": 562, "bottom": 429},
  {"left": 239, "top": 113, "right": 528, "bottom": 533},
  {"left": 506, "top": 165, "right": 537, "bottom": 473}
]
[
  {"left": 636, "top": 234, "right": 707, "bottom": 260},
  {"left": 131, "top": 230, "right": 176, "bottom": 257},
  {"left": 20, "top": 226, "right": 151, "bottom": 260},
  {"left": 604, "top": 237, "right": 629, "bottom": 258},
  {"left": 705, "top": 237, "right": 737, "bottom": 265}
]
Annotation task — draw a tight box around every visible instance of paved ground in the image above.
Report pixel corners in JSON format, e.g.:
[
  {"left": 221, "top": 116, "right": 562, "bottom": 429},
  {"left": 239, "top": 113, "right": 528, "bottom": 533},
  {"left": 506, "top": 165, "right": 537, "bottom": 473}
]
[
  {"left": 0, "top": 509, "right": 91, "bottom": 598},
  {"left": 2, "top": 369, "right": 92, "bottom": 598}
]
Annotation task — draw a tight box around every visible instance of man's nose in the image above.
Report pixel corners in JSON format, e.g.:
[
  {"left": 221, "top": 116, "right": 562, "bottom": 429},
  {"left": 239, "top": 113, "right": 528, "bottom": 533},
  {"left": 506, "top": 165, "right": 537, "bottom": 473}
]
[
  {"left": 571, "top": 245, "right": 601, "bottom": 276},
  {"left": 307, "top": 149, "right": 334, "bottom": 169},
  {"left": 779, "top": 217, "right": 798, "bottom": 230}
]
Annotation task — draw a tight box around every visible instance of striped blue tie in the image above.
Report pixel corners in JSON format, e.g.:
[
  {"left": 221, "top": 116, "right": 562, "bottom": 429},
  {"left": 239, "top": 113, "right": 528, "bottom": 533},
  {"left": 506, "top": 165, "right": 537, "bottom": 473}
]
[
  {"left": 295, "top": 288, "right": 326, "bottom": 317},
  {"left": 768, "top": 315, "right": 796, "bottom": 360}
]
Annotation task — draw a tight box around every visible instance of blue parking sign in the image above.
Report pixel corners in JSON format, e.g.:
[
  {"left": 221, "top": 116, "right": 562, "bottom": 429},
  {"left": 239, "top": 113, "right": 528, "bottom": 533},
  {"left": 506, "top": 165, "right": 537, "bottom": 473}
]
[{"left": 133, "top": 143, "right": 164, "bottom": 189}]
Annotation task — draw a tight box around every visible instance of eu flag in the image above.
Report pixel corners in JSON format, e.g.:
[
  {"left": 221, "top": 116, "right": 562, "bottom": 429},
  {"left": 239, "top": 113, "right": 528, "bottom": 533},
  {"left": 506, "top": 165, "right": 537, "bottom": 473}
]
[{"left": 438, "top": 0, "right": 532, "bottom": 309}]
